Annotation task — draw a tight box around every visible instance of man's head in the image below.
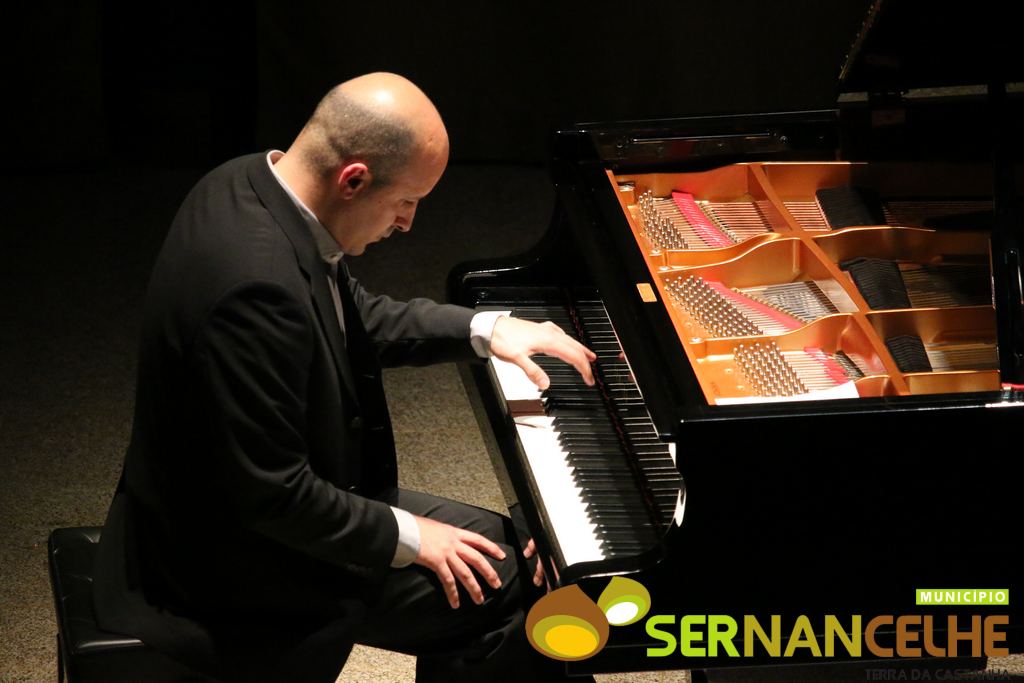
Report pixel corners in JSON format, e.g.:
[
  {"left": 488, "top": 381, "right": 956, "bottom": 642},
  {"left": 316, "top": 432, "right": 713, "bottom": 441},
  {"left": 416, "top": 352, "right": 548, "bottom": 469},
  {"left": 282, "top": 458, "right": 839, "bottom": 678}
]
[{"left": 278, "top": 73, "right": 449, "bottom": 255}]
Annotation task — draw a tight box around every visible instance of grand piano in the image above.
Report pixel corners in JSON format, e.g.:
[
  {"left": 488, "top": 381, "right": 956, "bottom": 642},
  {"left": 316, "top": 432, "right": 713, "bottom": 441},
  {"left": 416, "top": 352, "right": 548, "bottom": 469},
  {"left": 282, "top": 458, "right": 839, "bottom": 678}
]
[{"left": 448, "top": 0, "right": 1023, "bottom": 676}]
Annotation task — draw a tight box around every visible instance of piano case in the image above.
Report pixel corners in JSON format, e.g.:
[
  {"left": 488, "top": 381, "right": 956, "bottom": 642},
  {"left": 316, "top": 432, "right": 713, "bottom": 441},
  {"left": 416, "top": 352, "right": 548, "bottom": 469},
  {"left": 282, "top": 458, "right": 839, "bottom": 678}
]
[{"left": 449, "top": 0, "right": 1024, "bottom": 675}]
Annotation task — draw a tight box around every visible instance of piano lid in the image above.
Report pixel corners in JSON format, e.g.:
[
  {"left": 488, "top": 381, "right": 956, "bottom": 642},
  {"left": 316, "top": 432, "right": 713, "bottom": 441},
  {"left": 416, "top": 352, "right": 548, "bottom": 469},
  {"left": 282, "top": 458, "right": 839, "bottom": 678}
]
[{"left": 838, "top": 0, "right": 1024, "bottom": 95}]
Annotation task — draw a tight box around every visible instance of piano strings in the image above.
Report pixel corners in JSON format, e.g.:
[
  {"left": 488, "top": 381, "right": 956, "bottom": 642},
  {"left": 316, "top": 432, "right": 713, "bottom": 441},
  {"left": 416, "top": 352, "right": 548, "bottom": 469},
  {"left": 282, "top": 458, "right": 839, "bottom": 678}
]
[
  {"left": 636, "top": 185, "right": 993, "bottom": 244},
  {"left": 900, "top": 263, "right": 992, "bottom": 308},
  {"left": 636, "top": 190, "right": 772, "bottom": 250},
  {"left": 885, "top": 333, "right": 998, "bottom": 374},
  {"left": 733, "top": 341, "right": 868, "bottom": 398},
  {"left": 925, "top": 341, "right": 998, "bottom": 372},
  {"left": 783, "top": 199, "right": 831, "bottom": 231},
  {"left": 664, "top": 274, "right": 843, "bottom": 338},
  {"left": 883, "top": 199, "right": 993, "bottom": 228}
]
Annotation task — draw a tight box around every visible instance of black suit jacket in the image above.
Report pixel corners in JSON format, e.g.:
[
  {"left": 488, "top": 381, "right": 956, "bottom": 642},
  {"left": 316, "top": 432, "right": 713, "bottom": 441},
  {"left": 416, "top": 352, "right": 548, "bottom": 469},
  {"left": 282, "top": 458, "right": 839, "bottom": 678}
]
[{"left": 94, "top": 153, "right": 478, "bottom": 681}]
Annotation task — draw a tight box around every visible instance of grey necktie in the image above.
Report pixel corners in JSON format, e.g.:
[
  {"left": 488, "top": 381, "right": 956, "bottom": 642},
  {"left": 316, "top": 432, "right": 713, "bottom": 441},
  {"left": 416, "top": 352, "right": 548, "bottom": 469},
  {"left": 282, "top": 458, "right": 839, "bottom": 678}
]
[{"left": 327, "top": 261, "right": 347, "bottom": 339}]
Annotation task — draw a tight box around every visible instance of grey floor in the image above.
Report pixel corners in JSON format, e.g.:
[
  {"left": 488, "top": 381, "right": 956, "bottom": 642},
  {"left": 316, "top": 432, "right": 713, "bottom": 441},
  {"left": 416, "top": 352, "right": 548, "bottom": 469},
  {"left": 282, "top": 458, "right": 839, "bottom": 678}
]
[{"left": 0, "top": 164, "right": 1019, "bottom": 682}]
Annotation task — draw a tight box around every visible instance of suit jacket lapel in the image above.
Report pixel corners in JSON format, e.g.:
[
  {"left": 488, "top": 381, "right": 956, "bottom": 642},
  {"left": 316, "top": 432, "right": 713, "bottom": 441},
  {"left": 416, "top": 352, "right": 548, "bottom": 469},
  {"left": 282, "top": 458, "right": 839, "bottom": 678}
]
[{"left": 245, "top": 153, "right": 361, "bottom": 409}]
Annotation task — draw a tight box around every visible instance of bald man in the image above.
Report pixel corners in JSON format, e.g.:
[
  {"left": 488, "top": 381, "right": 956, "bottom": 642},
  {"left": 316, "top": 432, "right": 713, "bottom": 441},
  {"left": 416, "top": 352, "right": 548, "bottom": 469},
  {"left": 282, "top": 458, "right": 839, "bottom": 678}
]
[{"left": 93, "top": 73, "right": 594, "bottom": 683}]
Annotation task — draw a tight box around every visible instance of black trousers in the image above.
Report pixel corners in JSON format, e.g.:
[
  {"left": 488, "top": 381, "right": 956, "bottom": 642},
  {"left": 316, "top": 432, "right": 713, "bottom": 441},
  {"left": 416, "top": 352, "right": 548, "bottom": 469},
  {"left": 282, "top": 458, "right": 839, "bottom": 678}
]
[
  {"left": 351, "top": 488, "right": 585, "bottom": 683},
  {"left": 162, "top": 489, "right": 588, "bottom": 683}
]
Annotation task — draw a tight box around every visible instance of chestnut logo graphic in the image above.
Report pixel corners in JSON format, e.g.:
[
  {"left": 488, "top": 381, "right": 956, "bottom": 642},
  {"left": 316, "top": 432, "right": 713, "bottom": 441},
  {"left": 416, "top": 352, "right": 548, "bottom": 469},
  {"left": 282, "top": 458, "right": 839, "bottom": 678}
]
[
  {"left": 598, "top": 576, "right": 652, "bottom": 626},
  {"left": 526, "top": 577, "right": 651, "bottom": 661}
]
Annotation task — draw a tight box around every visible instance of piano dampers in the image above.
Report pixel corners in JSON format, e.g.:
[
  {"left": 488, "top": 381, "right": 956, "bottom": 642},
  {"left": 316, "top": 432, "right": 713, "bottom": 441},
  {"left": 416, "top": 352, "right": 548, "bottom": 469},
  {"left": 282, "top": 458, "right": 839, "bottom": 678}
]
[
  {"left": 885, "top": 335, "right": 933, "bottom": 373},
  {"left": 840, "top": 257, "right": 912, "bottom": 310},
  {"left": 816, "top": 185, "right": 887, "bottom": 228}
]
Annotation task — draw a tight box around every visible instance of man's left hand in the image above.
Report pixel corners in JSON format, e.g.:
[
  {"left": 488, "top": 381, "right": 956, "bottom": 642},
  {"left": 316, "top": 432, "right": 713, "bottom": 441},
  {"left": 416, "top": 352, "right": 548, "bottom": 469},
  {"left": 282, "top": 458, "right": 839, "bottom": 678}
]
[
  {"left": 490, "top": 316, "right": 596, "bottom": 389},
  {"left": 523, "top": 538, "right": 546, "bottom": 588}
]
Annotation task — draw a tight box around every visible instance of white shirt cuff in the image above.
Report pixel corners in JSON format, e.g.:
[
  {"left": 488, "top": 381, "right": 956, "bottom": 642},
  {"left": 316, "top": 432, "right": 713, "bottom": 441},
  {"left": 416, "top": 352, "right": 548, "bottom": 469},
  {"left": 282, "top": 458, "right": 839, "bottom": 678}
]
[
  {"left": 469, "top": 311, "right": 508, "bottom": 358},
  {"left": 389, "top": 506, "right": 421, "bottom": 568}
]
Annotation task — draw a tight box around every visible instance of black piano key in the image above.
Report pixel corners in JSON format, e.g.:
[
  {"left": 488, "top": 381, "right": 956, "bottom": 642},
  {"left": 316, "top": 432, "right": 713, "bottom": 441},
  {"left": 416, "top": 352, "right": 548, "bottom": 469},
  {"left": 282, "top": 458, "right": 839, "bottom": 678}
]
[
  {"left": 587, "top": 509, "right": 656, "bottom": 521},
  {"left": 598, "top": 530, "right": 655, "bottom": 542},
  {"left": 573, "top": 477, "right": 642, "bottom": 490},
  {"left": 581, "top": 494, "right": 647, "bottom": 507},
  {"left": 566, "top": 438, "right": 627, "bottom": 448},
  {"left": 566, "top": 459, "right": 632, "bottom": 471},
  {"left": 566, "top": 453, "right": 631, "bottom": 464},
  {"left": 558, "top": 427, "right": 619, "bottom": 438}
]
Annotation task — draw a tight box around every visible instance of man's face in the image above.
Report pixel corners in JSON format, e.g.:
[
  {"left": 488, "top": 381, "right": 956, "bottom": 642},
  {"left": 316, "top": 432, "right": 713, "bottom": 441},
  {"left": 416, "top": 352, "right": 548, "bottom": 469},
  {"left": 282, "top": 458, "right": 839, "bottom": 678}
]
[{"left": 331, "top": 149, "right": 447, "bottom": 256}]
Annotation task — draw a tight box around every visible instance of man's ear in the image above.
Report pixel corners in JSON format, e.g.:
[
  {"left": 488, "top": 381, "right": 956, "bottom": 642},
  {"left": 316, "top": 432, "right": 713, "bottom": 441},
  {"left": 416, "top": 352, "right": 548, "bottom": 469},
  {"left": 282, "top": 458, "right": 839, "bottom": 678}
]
[{"left": 336, "top": 162, "right": 372, "bottom": 199}]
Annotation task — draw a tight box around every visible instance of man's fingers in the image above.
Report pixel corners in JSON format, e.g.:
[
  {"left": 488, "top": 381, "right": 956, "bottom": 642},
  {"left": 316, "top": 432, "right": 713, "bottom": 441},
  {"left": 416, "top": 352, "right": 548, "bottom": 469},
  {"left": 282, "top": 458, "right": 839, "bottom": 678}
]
[
  {"left": 449, "top": 554, "right": 485, "bottom": 605},
  {"left": 522, "top": 538, "right": 544, "bottom": 587},
  {"left": 547, "top": 336, "right": 596, "bottom": 386},
  {"left": 533, "top": 557, "right": 545, "bottom": 587},
  {"left": 436, "top": 562, "right": 459, "bottom": 609},
  {"left": 458, "top": 545, "right": 502, "bottom": 590},
  {"left": 516, "top": 355, "right": 550, "bottom": 391},
  {"left": 491, "top": 317, "right": 597, "bottom": 389},
  {"left": 414, "top": 517, "right": 508, "bottom": 608},
  {"left": 458, "top": 529, "right": 506, "bottom": 561}
]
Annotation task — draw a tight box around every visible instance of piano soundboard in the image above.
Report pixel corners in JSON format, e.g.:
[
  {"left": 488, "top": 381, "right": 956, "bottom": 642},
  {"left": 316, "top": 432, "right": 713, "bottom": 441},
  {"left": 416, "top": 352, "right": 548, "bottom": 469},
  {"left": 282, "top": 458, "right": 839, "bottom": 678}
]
[{"left": 614, "top": 162, "right": 1000, "bottom": 404}]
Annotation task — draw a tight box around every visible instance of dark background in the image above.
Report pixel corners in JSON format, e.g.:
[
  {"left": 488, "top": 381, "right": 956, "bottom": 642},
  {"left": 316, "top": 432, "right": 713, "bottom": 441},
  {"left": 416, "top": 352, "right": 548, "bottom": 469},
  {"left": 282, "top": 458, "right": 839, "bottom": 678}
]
[{"left": 9, "top": 0, "right": 872, "bottom": 172}]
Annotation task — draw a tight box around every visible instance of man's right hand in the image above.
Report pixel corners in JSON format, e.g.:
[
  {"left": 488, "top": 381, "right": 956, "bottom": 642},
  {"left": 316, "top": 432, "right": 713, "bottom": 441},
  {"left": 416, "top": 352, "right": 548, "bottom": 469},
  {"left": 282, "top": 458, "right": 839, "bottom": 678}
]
[{"left": 413, "top": 515, "right": 506, "bottom": 609}]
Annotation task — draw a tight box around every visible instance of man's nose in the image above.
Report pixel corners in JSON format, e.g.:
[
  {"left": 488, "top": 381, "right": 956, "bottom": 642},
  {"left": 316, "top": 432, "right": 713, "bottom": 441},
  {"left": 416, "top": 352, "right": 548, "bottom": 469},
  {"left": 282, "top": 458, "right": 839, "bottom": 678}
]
[{"left": 395, "top": 208, "right": 416, "bottom": 232}]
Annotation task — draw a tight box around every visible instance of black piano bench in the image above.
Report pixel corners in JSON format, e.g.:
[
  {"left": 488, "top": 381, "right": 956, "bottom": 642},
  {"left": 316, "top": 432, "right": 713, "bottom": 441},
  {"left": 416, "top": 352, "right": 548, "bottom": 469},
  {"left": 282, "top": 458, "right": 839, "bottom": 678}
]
[{"left": 47, "top": 527, "right": 213, "bottom": 683}]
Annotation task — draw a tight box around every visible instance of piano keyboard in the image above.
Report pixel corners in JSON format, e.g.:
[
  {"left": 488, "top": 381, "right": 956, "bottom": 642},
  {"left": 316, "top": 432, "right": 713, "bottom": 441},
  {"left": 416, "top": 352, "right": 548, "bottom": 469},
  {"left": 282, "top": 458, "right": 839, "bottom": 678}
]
[{"left": 487, "top": 303, "right": 683, "bottom": 567}]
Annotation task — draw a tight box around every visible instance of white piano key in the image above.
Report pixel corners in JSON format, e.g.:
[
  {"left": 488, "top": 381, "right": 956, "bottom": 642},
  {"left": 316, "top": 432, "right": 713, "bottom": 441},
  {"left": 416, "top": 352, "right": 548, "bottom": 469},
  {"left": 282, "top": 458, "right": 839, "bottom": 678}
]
[
  {"left": 490, "top": 356, "right": 545, "bottom": 415},
  {"left": 514, "top": 417, "right": 605, "bottom": 565}
]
